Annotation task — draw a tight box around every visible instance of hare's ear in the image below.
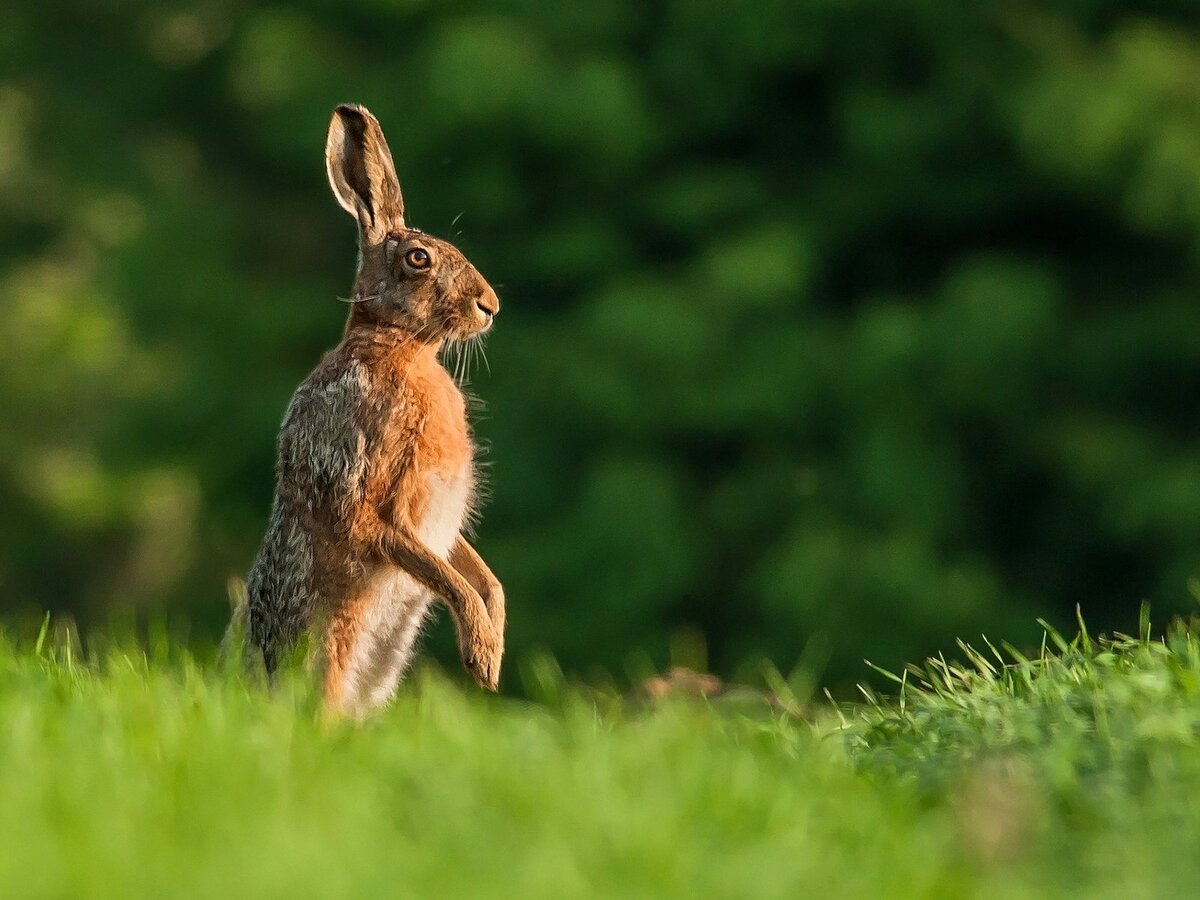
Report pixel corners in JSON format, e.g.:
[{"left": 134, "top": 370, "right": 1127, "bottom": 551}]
[{"left": 325, "top": 104, "right": 405, "bottom": 241}]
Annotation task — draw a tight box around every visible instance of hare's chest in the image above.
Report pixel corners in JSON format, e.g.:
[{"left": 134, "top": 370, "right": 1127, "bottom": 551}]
[
  {"left": 375, "top": 364, "right": 475, "bottom": 555},
  {"left": 417, "top": 462, "right": 475, "bottom": 557}
]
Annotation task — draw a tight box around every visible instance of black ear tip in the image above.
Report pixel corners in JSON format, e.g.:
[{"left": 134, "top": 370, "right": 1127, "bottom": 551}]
[
  {"left": 334, "top": 103, "right": 371, "bottom": 122},
  {"left": 332, "top": 104, "right": 372, "bottom": 144}
]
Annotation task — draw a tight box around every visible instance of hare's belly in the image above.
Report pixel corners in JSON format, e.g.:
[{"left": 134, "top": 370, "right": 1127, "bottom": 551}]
[{"left": 418, "top": 465, "right": 474, "bottom": 557}]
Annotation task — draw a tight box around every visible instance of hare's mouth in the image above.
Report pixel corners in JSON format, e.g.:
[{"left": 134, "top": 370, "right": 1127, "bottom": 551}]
[
  {"left": 465, "top": 305, "right": 495, "bottom": 336},
  {"left": 463, "top": 324, "right": 492, "bottom": 342},
  {"left": 448, "top": 321, "right": 490, "bottom": 343}
]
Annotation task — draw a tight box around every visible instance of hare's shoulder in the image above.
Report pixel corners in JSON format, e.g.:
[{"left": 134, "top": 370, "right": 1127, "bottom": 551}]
[
  {"left": 275, "top": 355, "right": 374, "bottom": 510},
  {"left": 280, "top": 354, "right": 373, "bottom": 437}
]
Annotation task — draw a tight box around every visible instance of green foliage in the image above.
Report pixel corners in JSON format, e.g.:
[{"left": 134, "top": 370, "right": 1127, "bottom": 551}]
[
  {"left": 4, "top": 618, "right": 1200, "bottom": 896},
  {"left": 4, "top": 2, "right": 1200, "bottom": 679}
]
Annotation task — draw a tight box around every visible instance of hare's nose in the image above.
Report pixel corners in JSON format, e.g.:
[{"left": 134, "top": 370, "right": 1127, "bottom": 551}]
[{"left": 475, "top": 288, "right": 499, "bottom": 318}]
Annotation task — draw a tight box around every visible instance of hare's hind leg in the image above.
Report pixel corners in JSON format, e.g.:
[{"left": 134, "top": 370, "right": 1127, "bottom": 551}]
[
  {"left": 359, "top": 590, "right": 435, "bottom": 711},
  {"left": 322, "top": 584, "right": 376, "bottom": 716},
  {"left": 322, "top": 569, "right": 428, "bottom": 716}
]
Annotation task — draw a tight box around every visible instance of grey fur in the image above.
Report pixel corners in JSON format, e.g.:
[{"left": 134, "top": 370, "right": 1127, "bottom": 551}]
[{"left": 245, "top": 361, "right": 372, "bottom": 673}]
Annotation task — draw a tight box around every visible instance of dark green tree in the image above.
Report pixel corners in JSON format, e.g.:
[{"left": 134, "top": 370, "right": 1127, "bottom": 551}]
[{"left": 3, "top": 0, "right": 1200, "bottom": 685}]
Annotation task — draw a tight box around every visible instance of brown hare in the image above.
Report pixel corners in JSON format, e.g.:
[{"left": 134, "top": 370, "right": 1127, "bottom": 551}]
[{"left": 240, "top": 104, "right": 505, "bottom": 716}]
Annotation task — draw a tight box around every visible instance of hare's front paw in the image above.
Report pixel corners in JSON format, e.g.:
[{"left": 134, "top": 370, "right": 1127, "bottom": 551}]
[
  {"left": 484, "top": 580, "right": 506, "bottom": 637},
  {"left": 459, "top": 623, "right": 503, "bottom": 692}
]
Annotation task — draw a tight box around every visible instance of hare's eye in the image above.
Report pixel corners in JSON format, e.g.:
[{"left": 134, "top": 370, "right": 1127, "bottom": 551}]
[{"left": 404, "top": 248, "right": 431, "bottom": 270}]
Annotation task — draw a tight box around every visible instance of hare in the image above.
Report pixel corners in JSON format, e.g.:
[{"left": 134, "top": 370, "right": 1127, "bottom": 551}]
[{"left": 240, "top": 104, "right": 505, "bottom": 716}]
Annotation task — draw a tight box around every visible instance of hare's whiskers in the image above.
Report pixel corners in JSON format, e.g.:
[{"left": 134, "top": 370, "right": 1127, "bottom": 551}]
[
  {"left": 450, "top": 341, "right": 467, "bottom": 387},
  {"left": 470, "top": 336, "right": 484, "bottom": 376}
]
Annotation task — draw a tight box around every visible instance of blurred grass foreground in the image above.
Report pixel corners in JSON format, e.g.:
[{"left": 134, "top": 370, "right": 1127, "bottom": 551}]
[
  {"left": 2, "top": 614, "right": 1199, "bottom": 898},
  {"left": 7, "top": 2, "right": 1200, "bottom": 684}
]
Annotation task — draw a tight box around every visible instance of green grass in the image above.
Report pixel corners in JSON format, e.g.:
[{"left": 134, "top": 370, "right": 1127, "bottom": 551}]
[{"left": 3, "top": 614, "right": 1200, "bottom": 899}]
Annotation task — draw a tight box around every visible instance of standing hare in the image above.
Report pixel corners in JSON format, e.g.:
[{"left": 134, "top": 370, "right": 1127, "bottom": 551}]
[{"left": 241, "top": 104, "right": 505, "bottom": 715}]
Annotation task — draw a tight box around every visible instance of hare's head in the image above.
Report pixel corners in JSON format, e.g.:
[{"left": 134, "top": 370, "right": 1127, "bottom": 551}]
[{"left": 326, "top": 104, "right": 499, "bottom": 342}]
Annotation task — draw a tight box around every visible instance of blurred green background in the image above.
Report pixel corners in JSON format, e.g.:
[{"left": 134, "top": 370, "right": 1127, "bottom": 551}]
[{"left": 3, "top": 0, "right": 1200, "bottom": 687}]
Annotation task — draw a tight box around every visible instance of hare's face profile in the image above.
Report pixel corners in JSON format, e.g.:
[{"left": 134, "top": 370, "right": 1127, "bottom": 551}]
[
  {"left": 365, "top": 229, "right": 498, "bottom": 340},
  {"left": 326, "top": 104, "right": 499, "bottom": 342}
]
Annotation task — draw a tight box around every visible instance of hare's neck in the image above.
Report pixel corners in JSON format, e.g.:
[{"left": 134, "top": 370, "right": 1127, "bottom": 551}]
[
  {"left": 344, "top": 324, "right": 441, "bottom": 369},
  {"left": 385, "top": 338, "right": 441, "bottom": 372}
]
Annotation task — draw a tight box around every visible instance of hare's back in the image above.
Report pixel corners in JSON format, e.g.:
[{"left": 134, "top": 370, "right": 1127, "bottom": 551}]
[{"left": 276, "top": 357, "right": 372, "bottom": 521}]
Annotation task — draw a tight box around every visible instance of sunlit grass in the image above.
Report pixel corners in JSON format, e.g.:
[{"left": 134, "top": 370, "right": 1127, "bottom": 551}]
[{"left": 2, "top": 612, "right": 1199, "bottom": 898}]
